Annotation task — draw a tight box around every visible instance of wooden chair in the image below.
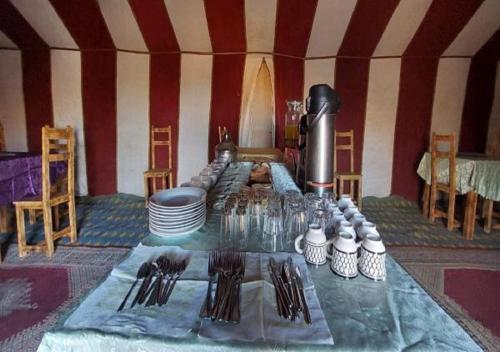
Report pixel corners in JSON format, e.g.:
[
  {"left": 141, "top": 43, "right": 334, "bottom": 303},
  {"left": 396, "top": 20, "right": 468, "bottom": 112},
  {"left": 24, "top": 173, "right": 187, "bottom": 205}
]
[
  {"left": 483, "top": 200, "right": 500, "bottom": 233},
  {"left": 0, "top": 120, "right": 5, "bottom": 152},
  {"left": 218, "top": 126, "right": 227, "bottom": 143},
  {"left": 143, "top": 126, "right": 173, "bottom": 206},
  {"left": 428, "top": 133, "right": 460, "bottom": 231},
  {"left": 334, "top": 130, "right": 363, "bottom": 210},
  {"left": 14, "top": 126, "right": 77, "bottom": 257}
]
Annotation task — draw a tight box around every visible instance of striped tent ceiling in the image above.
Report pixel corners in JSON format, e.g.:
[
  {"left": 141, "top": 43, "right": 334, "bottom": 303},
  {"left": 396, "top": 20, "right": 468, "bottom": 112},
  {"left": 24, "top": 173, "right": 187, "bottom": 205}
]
[{"left": 0, "top": 0, "right": 499, "bottom": 59}]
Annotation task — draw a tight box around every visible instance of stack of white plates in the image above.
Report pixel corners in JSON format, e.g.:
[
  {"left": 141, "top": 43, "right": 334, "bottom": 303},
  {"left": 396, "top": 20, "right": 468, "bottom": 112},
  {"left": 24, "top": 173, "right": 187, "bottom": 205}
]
[{"left": 148, "top": 187, "right": 207, "bottom": 237}]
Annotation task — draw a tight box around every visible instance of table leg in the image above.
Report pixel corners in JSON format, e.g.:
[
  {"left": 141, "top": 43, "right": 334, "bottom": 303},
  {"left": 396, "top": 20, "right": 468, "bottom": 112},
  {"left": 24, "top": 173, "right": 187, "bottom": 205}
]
[
  {"left": 0, "top": 205, "right": 8, "bottom": 233},
  {"left": 464, "top": 191, "right": 478, "bottom": 240},
  {"left": 422, "top": 184, "right": 430, "bottom": 218},
  {"left": 483, "top": 199, "right": 493, "bottom": 234}
]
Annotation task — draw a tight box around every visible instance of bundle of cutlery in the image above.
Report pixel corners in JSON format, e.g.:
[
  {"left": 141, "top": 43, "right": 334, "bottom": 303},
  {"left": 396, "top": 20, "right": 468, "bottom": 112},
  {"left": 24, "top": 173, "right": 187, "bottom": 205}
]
[
  {"left": 268, "top": 256, "right": 312, "bottom": 325},
  {"left": 199, "top": 250, "right": 246, "bottom": 323},
  {"left": 117, "top": 255, "right": 188, "bottom": 311}
]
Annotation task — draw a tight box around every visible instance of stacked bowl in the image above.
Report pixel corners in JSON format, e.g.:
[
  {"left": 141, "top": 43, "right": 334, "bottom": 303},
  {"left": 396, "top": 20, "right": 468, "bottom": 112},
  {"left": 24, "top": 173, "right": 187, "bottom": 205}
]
[{"left": 148, "top": 187, "right": 207, "bottom": 237}]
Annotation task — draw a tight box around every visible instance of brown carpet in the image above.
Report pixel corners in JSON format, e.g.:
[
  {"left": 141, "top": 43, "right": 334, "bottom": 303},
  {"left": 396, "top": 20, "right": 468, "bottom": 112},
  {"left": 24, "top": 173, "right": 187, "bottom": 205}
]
[
  {"left": 390, "top": 246, "right": 500, "bottom": 352},
  {"left": 0, "top": 245, "right": 129, "bottom": 352}
]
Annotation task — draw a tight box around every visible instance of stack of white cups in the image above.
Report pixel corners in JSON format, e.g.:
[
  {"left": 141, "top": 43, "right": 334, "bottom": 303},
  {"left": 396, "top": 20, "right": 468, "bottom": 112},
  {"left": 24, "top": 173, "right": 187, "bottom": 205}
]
[{"left": 294, "top": 194, "right": 386, "bottom": 281}]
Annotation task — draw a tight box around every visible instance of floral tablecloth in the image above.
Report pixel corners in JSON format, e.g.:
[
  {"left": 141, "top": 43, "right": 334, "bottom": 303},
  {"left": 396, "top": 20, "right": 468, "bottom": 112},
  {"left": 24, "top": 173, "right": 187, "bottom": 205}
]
[{"left": 417, "top": 152, "right": 500, "bottom": 201}]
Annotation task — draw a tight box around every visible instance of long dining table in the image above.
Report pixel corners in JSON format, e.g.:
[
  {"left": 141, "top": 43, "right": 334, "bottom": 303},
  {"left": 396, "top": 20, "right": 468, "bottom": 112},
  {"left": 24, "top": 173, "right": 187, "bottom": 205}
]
[
  {"left": 37, "top": 163, "right": 482, "bottom": 351},
  {"left": 417, "top": 152, "right": 500, "bottom": 239}
]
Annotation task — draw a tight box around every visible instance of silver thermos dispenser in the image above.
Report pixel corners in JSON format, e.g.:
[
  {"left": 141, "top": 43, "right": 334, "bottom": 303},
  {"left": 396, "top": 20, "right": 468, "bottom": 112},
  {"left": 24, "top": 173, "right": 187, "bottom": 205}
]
[{"left": 303, "top": 84, "right": 341, "bottom": 195}]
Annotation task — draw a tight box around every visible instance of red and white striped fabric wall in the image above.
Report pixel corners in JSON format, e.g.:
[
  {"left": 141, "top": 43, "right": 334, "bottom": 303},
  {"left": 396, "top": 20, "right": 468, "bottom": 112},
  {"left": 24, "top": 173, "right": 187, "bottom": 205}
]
[{"left": 0, "top": 0, "right": 499, "bottom": 201}]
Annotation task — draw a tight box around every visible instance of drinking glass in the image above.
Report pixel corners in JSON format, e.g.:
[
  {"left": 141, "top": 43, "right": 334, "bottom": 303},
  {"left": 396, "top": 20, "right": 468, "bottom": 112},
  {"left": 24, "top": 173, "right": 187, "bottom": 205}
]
[
  {"left": 267, "top": 192, "right": 282, "bottom": 210},
  {"left": 305, "top": 195, "right": 323, "bottom": 224},
  {"left": 312, "top": 208, "right": 330, "bottom": 233},
  {"left": 235, "top": 207, "right": 249, "bottom": 250},
  {"left": 262, "top": 208, "right": 284, "bottom": 252},
  {"left": 219, "top": 206, "right": 234, "bottom": 248},
  {"left": 250, "top": 199, "right": 263, "bottom": 233},
  {"left": 321, "top": 191, "right": 336, "bottom": 208},
  {"left": 285, "top": 205, "right": 307, "bottom": 249}
]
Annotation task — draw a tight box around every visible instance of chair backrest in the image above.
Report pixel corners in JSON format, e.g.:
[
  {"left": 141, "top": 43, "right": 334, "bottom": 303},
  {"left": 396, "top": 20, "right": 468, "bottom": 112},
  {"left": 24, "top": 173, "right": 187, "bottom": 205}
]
[
  {"left": 150, "top": 126, "right": 172, "bottom": 170},
  {"left": 0, "top": 121, "right": 5, "bottom": 152},
  {"left": 334, "top": 129, "right": 355, "bottom": 173},
  {"left": 218, "top": 126, "right": 227, "bottom": 143},
  {"left": 430, "top": 132, "right": 456, "bottom": 189},
  {"left": 41, "top": 125, "right": 75, "bottom": 202}
]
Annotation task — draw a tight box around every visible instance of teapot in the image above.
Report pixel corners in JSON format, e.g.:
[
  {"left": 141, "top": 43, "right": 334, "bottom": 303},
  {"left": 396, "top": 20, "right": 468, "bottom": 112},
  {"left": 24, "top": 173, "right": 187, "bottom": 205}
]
[{"left": 215, "top": 131, "right": 237, "bottom": 163}]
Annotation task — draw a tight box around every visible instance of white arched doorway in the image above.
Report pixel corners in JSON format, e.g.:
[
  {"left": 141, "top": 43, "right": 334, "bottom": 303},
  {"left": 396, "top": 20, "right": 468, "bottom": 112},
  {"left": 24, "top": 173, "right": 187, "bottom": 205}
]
[{"left": 239, "top": 57, "right": 275, "bottom": 147}]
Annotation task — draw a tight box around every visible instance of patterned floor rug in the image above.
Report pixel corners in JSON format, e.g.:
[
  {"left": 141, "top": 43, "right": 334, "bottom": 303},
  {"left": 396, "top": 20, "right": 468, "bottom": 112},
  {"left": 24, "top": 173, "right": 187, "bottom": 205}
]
[
  {"left": 0, "top": 193, "right": 148, "bottom": 248},
  {"left": 364, "top": 196, "right": 500, "bottom": 249},
  {"left": 0, "top": 245, "right": 129, "bottom": 352},
  {"left": 390, "top": 246, "right": 500, "bottom": 352}
]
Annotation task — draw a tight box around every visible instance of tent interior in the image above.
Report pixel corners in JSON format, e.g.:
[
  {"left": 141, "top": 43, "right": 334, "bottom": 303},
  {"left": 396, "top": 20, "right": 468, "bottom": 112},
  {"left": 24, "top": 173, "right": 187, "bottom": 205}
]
[{"left": 0, "top": 0, "right": 499, "bottom": 351}]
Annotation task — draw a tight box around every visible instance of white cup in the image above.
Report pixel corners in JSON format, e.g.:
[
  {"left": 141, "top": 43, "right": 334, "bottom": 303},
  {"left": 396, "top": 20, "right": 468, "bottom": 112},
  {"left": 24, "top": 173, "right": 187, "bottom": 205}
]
[
  {"left": 357, "top": 221, "right": 379, "bottom": 241},
  {"left": 295, "top": 224, "right": 332, "bottom": 266},
  {"left": 338, "top": 195, "right": 354, "bottom": 211},
  {"left": 358, "top": 233, "right": 386, "bottom": 281},
  {"left": 330, "top": 232, "right": 359, "bottom": 279},
  {"left": 343, "top": 206, "right": 360, "bottom": 220},
  {"left": 335, "top": 220, "right": 356, "bottom": 240},
  {"left": 350, "top": 213, "right": 366, "bottom": 229}
]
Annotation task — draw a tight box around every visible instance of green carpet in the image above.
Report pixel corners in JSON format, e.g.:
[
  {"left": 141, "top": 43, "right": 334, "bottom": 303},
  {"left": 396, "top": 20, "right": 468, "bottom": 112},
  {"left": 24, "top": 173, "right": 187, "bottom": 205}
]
[
  {"left": 363, "top": 196, "right": 500, "bottom": 249},
  {"left": 2, "top": 194, "right": 499, "bottom": 250},
  {"left": 0, "top": 194, "right": 148, "bottom": 248}
]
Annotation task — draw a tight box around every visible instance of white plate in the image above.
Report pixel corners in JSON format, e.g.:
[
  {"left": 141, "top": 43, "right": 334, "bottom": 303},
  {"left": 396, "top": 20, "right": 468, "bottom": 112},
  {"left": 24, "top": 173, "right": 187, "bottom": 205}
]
[
  {"left": 149, "top": 214, "right": 206, "bottom": 231},
  {"left": 148, "top": 198, "right": 205, "bottom": 213},
  {"left": 149, "top": 216, "right": 206, "bottom": 236},
  {"left": 148, "top": 210, "right": 205, "bottom": 224},
  {"left": 149, "top": 187, "right": 206, "bottom": 210},
  {"left": 149, "top": 210, "right": 206, "bottom": 227},
  {"left": 148, "top": 203, "right": 205, "bottom": 218}
]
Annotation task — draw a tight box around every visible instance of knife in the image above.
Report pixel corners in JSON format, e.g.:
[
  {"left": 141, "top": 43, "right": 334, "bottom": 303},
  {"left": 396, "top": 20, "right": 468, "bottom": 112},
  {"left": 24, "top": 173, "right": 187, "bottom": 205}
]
[{"left": 295, "top": 266, "right": 312, "bottom": 325}]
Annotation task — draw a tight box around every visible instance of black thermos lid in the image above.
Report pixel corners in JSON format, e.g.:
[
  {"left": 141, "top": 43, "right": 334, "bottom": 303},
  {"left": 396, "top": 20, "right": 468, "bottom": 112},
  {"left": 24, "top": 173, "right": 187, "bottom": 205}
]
[{"left": 307, "top": 84, "right": 341, "bottom": 115}]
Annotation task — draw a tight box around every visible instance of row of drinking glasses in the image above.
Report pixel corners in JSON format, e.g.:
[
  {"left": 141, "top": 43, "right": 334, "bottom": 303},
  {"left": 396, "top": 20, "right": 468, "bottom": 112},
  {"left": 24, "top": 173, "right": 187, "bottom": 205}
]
[
  {"left": 219, "top": 187, "right": 281, "bottom": 250},
  {"left": 219, "top": 190, "right": 380, "bottom": 252}
]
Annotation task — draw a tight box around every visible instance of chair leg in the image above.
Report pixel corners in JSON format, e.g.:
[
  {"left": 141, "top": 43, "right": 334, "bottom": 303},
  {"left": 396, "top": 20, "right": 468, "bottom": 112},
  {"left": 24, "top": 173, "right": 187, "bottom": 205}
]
[
  {"left": 429, "top": 185, "right": 437, "bottom": 223},
  {"left": 447, "top": 191, "right": 456, "bottom": 231},
  {"left": 53, "top": 205, "right": 60, "bottom": 230},
  {"left": 143, "top": 175, "right": 149, "bottom": 207},
  {"left": 68, "top": 197, "right": 77, "bottom": 243},
  {"left": 162, "top": 175, "right": 167, "bottom": 190},
  {"left": 152, "top": 176, "right": 157, "bottom": 195},
  {"left": 422, "top": 184, "right": 430, "bottom": 218},
  {"left": 0, "top": 205, "right": 8, "bottom": 233},
  {"left": 484, "top": 199, "right": 493, "bottom": 234},
  {"left": 42, "top": 205, "right": 54, "bottom": 257},
  {"left": 15, "top": 207, "right": 27, "bottom": 257},
  {"left": 339, "top": 177, "right": 344, "bottom": 198},
  {"left": 29, "top": 209, "right": 37, "bottom": 224},
  {"left": 357, "top": 178, "right": 363, "bottom": 211},
  {"left": 169, "top": 173, "right": 173, "bottom": 189}
]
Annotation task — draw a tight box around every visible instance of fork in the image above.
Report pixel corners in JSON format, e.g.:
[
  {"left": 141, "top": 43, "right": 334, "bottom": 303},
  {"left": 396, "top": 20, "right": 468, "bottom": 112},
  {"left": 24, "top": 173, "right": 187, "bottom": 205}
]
[
  {"left": 199, "top": 251, "right": 217, "bottom": 318},
  {"left": 162, "top": 259, "right": 188, "bottom": 305}
]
